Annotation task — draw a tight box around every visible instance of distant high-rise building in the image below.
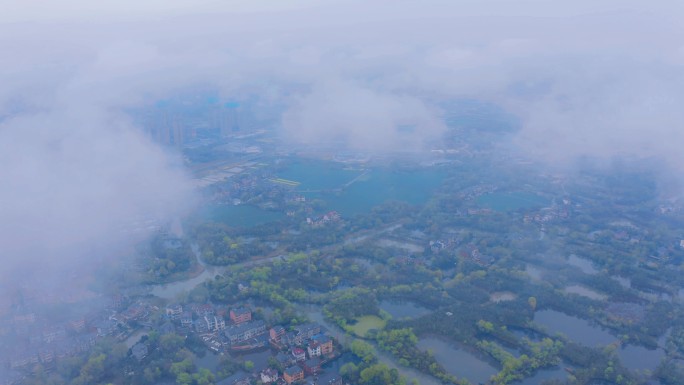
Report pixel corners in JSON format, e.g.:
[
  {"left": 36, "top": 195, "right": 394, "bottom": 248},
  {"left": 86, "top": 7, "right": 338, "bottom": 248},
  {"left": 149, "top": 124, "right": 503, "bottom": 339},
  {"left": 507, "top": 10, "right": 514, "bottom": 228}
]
[
  {"left": 145, "top": 102, "right": 185, "bottom": 147},
  {"left": 219, "top": 102, "right": 242, "bottom": 136}
]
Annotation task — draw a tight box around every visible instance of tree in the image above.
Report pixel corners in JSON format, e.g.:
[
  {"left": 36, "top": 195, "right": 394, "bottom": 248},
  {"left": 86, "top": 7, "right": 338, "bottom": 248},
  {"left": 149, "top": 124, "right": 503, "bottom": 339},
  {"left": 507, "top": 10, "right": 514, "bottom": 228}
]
[
  {"left": 171, "top": 358, "right": 194, "bottom": 377},
  {"left": 341, "top": 362, "right": 360, "bottom": 382},
  {"left": 351, "top": 340, "right": 376, "bottom": 363},
  {"left": 160, "top": 334, "right": 185, "bottom": 354},
  {"left": 73, "top": 353, "right": 106, "bottom": 385},
  {"left": 144, "top": 367, "right": 162, "bottom": 383},
  {"left": 193, "top": 368, "right": 215, "bottom": 385},
  {"left": 176, "top": 372, "right": 193, "bottom": 385}
]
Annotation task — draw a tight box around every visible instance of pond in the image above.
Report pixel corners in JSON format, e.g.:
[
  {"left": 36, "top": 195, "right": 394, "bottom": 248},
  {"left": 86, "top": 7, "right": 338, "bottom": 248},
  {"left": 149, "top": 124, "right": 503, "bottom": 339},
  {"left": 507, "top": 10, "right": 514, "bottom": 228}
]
[
  {"left": 534, "top": 310, "right": 615, "bottom": 347},
  {"left": 323, "top": 352, "right": 355, "bottom": 372},
  {"left": 520, "top": 364, "right": 568, "bottom": 385},
  {"left": 616, "top": 345, "right": 665, "bottom": 371},
  {"left": 232, "top": 348, "right": 273, "bottom": 372},
  {"left": 477, "top": 191, "right": 548, "bottom": 212},
  {"left": 194, "top": 351, "right": 222, "bottom": 372},
  {"left": 417, "top": 337, "right": 498, "bottom": 384},
  {"left": 379, "top": 300, "right": 431, "bottom": 319},
  {"left": 299, "top": 304, "right": 443, "bottom": 385}
]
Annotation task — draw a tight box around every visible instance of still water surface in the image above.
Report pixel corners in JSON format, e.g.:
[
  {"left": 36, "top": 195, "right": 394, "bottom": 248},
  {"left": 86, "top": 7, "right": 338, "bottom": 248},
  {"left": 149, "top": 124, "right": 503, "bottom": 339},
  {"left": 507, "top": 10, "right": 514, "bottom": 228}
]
[
  {"left": 534, "top": 310, "right": 615, "bottom": 347},
  {"left": 417, "top": 337, "right": 498, "bottom": 384}
]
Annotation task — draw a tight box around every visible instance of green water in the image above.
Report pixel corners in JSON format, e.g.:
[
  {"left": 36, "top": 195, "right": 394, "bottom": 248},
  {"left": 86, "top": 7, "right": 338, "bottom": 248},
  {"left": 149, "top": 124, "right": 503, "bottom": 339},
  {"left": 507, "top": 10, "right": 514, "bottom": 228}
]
[
  {"left": 311, "top": 170, "right": 445, "bottom": 215},
  {"left": 417, "top": 337, "right": 498, "bottom": 384},
  {"left": 277, "top": 161, "right": 359, "bottom": 190},
  {"left": 534, "top": 310, "right": 615, "bottom": 347},
  {"left": 477, "top": 191, "right": 547, "bottom": 212},
  {"left": 202, "top": 204, "right": 284, "bottom": 227},
  {"left": 200, "top": 161, "right": 445, "bottom": 227}
]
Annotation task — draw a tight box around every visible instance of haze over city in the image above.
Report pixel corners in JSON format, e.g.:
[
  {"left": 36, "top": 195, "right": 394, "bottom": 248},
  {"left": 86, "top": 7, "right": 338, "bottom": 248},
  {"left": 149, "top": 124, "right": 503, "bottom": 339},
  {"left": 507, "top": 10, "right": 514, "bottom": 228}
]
[{"left": 2, "top": 1, "right": 684, "bottom": 385}]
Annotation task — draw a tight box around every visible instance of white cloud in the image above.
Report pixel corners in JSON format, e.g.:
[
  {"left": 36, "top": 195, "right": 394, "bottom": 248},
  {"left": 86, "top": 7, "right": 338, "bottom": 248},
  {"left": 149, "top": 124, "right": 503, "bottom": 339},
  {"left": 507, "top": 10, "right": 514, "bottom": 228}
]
[
  {"left": 281, "top": 79, "right": 446, "bottom": 151},
  {"left": 2, "top": 0, "right": 684, "bottom": 278}
]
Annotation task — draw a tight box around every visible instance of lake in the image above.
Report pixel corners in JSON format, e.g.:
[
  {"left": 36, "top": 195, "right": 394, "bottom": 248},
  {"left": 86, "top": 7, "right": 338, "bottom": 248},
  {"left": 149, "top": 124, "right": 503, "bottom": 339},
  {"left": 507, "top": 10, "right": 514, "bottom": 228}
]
[
  {"left": 477, "top": 191, "right": 548, "bottom": 212},
  {"left": 379, "top": 300, "right": 431, "bottom": 319},
  {"left": 200, "top": 204, "right": 284, "bottom": 227},
  {"left": 417, "top": 337, "right": 498, "bottom": 384},
  {"left": 534, "top": 310, "right": 615, "bottom": 347},
  {"left": 280, "top": 161, "right": 445, "bottom": 216},
  {"left": 277, "top": 161, "right": 360, "bottom": 190},
  {"left": 200, "top": 161, "right": 445, "bottom": 225}
]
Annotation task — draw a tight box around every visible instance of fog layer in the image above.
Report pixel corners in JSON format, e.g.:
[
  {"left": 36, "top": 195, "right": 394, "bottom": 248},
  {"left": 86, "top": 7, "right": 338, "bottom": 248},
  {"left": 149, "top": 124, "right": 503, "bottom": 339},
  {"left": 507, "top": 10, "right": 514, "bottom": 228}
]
[{"left": 2, "top": 0, "right": 684, "bottom": 275}]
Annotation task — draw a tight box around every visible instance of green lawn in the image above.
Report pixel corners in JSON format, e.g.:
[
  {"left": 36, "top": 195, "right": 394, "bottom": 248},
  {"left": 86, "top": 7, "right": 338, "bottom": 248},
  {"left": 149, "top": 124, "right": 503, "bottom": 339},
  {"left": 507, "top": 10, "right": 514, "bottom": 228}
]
[{"left": 349, "top": 315, "right": 386, "bottom": 337}]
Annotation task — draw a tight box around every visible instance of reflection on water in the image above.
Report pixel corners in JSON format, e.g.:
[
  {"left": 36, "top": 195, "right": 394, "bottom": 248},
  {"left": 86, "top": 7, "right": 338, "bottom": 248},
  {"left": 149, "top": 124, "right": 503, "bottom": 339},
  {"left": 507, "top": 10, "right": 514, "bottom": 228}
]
[
  {"left": 233, "top": 348, "right": 272, "bottom": 372},
  {"left": 617, "top": 345, "right": 664, "bottom": 371},
  {"left": 201, "top": 204, "right": 284, "bottom": 227},
  {"left": 417, "top": 337, "right": 498, "bottom": 384},
  {"left": 510, "top": 327, "right": 545, "bottom": 342},
  {"left": 534, "top": 310, "right": 615, "bottom": 346},
  {"left": 564, "top": 285, "right": 607, "bottom": 301},
  {"left": 520, "top": 364, "right": 568, "bottom": 385},
  {"left": 150, "top": 270, "right": 214, "bottom": 300},
  {"left": 525, "top": 265, "right": 544, "bottom": 281},
  {"left": 300, "top": 304, "right": 442, "bottom": 385},
  {"left": 614, "top": 276, "right": 631, "bottom": 289},
  {"left": 281, "top": 162, "right": 445, "bottom": 216},
  {"left": 567, "top": 255, "right": 598, "bottom": 275},
  {"left": 194, "top": 351, "right": 221, "bottom": 372},
  {"left": 379, "top": 300, "right": 431, "bottom": 319},
  {"left": 490, "top": 292, "right": 517, "bottom": 303}
]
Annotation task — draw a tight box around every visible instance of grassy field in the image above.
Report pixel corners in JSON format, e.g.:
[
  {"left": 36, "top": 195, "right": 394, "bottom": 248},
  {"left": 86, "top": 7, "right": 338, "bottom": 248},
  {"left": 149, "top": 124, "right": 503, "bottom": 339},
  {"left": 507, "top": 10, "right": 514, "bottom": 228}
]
[{"left": 349, "top": 315, "right": 386, "bottom": 337}]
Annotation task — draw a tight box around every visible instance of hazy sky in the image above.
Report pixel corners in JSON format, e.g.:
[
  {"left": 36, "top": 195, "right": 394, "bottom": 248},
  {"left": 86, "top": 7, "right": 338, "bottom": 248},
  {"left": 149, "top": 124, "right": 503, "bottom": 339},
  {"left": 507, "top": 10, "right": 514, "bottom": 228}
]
[{"left": 2, "top": 0, "right": 684, "bottom": 277}]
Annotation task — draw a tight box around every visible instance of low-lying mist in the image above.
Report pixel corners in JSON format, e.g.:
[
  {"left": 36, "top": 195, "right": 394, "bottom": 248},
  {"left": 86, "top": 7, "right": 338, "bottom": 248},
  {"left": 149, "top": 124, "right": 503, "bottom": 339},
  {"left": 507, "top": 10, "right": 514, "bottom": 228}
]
[{"left": 1, "top": 0, "right": 684, "bottom": 288}]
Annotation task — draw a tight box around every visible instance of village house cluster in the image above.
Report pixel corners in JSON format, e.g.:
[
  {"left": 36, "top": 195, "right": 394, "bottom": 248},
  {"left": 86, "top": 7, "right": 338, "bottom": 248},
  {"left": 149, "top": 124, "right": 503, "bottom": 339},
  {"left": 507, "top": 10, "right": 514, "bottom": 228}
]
[
  {"left": 162, "top": 303, "right": 342, "bottom": 385},
  {"left": 0, "top": 294, "right": 158, "bottom": 384}
]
